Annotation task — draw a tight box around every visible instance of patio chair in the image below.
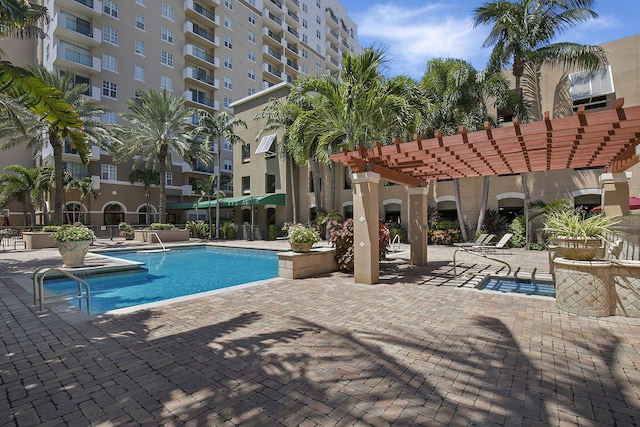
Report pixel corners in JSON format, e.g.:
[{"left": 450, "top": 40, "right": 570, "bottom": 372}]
[
  {"left": 470, "top": 233, "right": 513, "bottom": 254},
  {"left": 453, "top": 233, "right": 494, "bottom": 247}
]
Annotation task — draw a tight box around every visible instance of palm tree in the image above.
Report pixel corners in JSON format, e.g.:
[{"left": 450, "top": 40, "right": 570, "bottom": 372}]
[
  {"left": 113, "top": 89, "right": 211, "bottom": 223},
  {"left": 192, "top": 110, "right": 246, "bottom": 238},
  {"left": 0, "top": 65, "right": 111, "bottom": 225},
  {"left": 254, "top": 95, "right": 310, "bottom": 223},
  {"left": 192, "top": 174, "right": 226, "bottom": 239},
  {"left": 289, "top": 48, "right": 415, "bottom": 211},
  {"left": 473, "top": 0, "right": 608, "bottom": 246},
  {"left": 420, "top": 58, "right": 509, "bottom": 241},
  {"left": 0, "top": 0, "right": 48, "bottom": 39},
  {"left": 128, "top": 168, "right": 160, "bottom": 225},
  {"left": 34, "top": 164, "right": 54, "bottom": 225},
  {"left": 65, "top": 177, "right": 99, "bottom": 224},
  {"left": 0, "top": 164, "right": 38, "bottom": 225}
]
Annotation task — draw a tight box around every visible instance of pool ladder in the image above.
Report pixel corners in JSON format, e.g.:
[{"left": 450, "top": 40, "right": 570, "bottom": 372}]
[{"left": 32, "top": 266, "right": 91, "bottom": 314}]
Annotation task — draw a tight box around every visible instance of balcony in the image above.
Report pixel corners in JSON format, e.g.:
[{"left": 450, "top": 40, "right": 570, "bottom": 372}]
[
  {"left": 184, "top": 90, "right": 220, "bottom": 111},
  {"left": 81, "top": 85, "right": 101, "bottom": 101},
  {"left": 326, "top": 10, "right": 339, "bottom": 28},
  {"left": 55, "top": 44, "right": 101, "bottom": 73},
  {"left": 342, "top": 39, "right": 349, "bottom": 49},
  {"left": 53, "top": 15, "right": 101, "bottom": 47},
  {"left": 266, "top": 10, "right": 282, "bottom": 26},
  {"left": 328, "top": 29, "right": 339, "bottom": 41},
  {"left": 184, "top": 22, "right": 219, "bottom": 48},
  {"left": 183, "top": 44, "right": 219, "bottom": 68},
  {"left": 285, "top": 58, "right": 298, "bottom": 71},
  {"left": 287, "top": 0, "right": 300, "bottom": 10},
  {"left": 286, "top": 26, "right": 299, "bottom": 39},
  {"left": 183, "top": 0, "right": 220, "bottom": 27},
  {"left": 285, "top": 10, "right": 299, "bottom": 24},
  {"left": 262, "top": 27, "right": 282, "bottom": 44},
  {"left": 58, "top": 0, "right": 102, "bottom": 18},
  {"left": 265, "top": 0, "right": 282, "bottom": 13},
  {"left": 262, "top": 45, "right": 283, "bottom": 61},
  {"left": 286, "top": 42, "right": 299, "bottom": 55},
  {"left": 263, "top": 63, "right": 283, "bottom": 82},
  {"left": 183, "top": 67, "right": 219, "bottom": 89}
]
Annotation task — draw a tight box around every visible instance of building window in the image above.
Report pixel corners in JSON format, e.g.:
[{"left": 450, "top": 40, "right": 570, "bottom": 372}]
[
  {"left": 223, "top": 97, "right": 232, "bottom": 109},
  {"left": 161, "top": 50, "right": 173, "bottom": 67},
  {"left": 224, "top": 36, "right": 232, "bottom": 49},
  {"left": 302, "top": 3, "right": 307, "bottom": 12},
  {"left": 134, "top": 65, "right": 144, "bottom": 81},
  {"left": 316, "top": 58, "right": 321, "bottom": 68},
  {"left": 101, "top": 164, "right": 117, "bottom": 180},
  {"left": 316, "top": 15, "right": 321, "bottom": 24},
  {"left": 316, "top": 29, "right": 321, "bottom": 39},
  {"left": 161, "top": 27, "right": 173, "bottom": 43},
  {"left": 247, "top": 87, "right": 255, "bottom": 96},
  {"left": 104, "top": 0, "right": 118, "bottom": 18},
  {"left": 161, "top": 3, "right": 174, "bottom": 20},
  {"left": 316, "top": 0, "right": 320, "bottom": 7},
  {"left": 248, "top": 12, "right": 255, "bottom": 24},
  {"left": 247, "top": 68, "right": 255, "bottom": 80},
  {"left": 160, "top": 75, "right": 173, "bottom": 91},
  {"left": 302, "top": 49, "right": 308, "bottom": 58},
  {"left": 223, "top": 138, "right": 232, "bottom": 151},
  {"left": 248, "top": 30, "right": 256, "bottom": 43},
  {"left": 223, "top": 159, "right": 232, "bottom": 171},
  {"left": 165, "top": 172, "right": 173, "bottom": 186},
  {"left": 223, "top": 76, "right": 232, "bottom": 89},
  {"left": 135, "top": 39, "right": 144, "bottom": 55},
  {"left": 302, "top": 34, "right": 307, "bottom": 43},
  {"left": 135, "top": 15, "right": 145, "bottom": 30},
  {"left": 224, "top": 56, "right": 232, "bottom": 69},
  {"left": 301, "top": 64, "right": 307, "bottom": 74},
  {"left": 242, "top": 144, "right": 250, "bottom": 162},
  {"left": 103, "top": 25, "right": 118, "bottom": 44},
  {"left": 102, "top": 53, "right": 118, "bottom": 72},
  {"left": 225, "top": 0, "right": 233, "bottom": 9},
  {"left": 102, "top": 81, "right": 117, "bottom": 98},
  {"left": 224, "top": 16, "right": 232, "bottom": 29},
  {"left": 102, "top": 111, "right": 117, "bottom": 123},
  {"left": 248, "top": 49, "right": 255, "bottom": 61},
  {"left": 241, "top": 176, "right": 250, "bottom": 194},
  {"left": 316, "top": 45, "right": 321, "bottom": 55}
]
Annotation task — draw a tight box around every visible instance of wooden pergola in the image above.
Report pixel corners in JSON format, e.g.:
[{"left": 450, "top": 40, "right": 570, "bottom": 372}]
[{"left": 330, "top": 100, "right": 640, "bottom": 284}]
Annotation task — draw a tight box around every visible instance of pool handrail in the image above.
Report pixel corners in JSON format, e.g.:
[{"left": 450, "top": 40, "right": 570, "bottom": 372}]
[
  {"left": 453, "top": 248, "right": 512, "bottom": 277},
  {"left": 32, "top": 266, "right": 91, "bottom": 314}
]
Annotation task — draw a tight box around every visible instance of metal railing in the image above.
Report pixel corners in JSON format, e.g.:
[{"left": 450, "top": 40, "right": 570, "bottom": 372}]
[{"left": 33, "top": 266, "right": 91, "bottom": 314}]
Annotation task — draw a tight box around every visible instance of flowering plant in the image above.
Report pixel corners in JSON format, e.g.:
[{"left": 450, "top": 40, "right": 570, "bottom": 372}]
[
  {"left": 51, "top": 223, "right": 95, "bottom": 242},
  {"left": 287, "top": 224, "right": 321, "bottom": 244}
]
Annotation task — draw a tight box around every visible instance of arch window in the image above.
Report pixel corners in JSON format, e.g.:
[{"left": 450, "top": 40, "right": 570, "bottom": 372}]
[{"left": 103, "top": 203, "right": 124, "bottom": 225}]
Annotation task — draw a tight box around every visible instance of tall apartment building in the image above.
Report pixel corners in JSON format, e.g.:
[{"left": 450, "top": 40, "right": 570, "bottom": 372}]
[{"left": 0, "top": 0, "right": 360, "bottom": 226}]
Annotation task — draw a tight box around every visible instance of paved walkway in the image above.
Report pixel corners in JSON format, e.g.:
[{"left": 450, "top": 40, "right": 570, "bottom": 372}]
[{"left": 1, "top": 240, "right": 639, "bottom": 426}]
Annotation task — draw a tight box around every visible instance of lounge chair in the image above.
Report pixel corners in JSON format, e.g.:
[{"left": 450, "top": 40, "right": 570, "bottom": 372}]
[
  {"left": 470, "top": 233, "right": 513, "bottom": 254},
  {"left": 453, "top": 233, "right": 494, "bottom": 247}
]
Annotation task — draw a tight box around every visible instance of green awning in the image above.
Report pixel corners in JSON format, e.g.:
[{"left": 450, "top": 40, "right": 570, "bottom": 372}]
[
  {"left": 196, "top": 193, "right": 286, "bottom": 208},
  {"left": 166, "top": 202, "right": 198, "bottom": 210}
]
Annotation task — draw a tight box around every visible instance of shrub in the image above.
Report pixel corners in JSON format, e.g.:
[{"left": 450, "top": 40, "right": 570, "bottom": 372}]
[
  {"left": 42, "top": 225, "right": 59, "bottom": 232},
  {"left": 507, "top": 216, "right": 527, "bottom": 248},
  {"left": 482, "top": 209, "right": 509, "bottom": 235},
  {"left": 327, "top": 218, "right": 389, "bottom": 273},
  {"left": 51, "top": 223, "right": 95, "bottom": 242},
  {"left": 388, "top": 224, "right": 407, "bottom": 243},
  {"left": 268, "top": 224, "right": 280, "bottom": 240},
  {"left": 221, "top": 221, "right": 236, "bottom": 239},
  {"left": 186, "top": 220, "right": 208, "bottom": 238},
  {"left": 428, "top": 229, "right": 461, "bottom": 245},
  {"left": 149, "top": 223, "right": 176, "bottom": 231},
  {"left": 529, "top": 242, "right": 548, "bottom": 251},
  {"left": 287, "top": 224, "right": 321, "bottom": 244}
]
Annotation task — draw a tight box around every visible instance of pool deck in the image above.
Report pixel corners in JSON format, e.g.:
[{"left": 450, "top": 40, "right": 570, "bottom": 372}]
[{"left": 1, "top": 239, "right": 639, "bottom": 425}]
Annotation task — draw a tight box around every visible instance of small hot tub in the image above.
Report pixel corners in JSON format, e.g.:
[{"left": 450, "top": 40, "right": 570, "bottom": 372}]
[{"left": 478, "top": 276, "right": 556, "bottom": 297}]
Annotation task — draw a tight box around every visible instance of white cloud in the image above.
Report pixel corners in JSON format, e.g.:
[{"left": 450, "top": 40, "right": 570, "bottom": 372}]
[{"left": 353, "top": 3, "right": 491, "bottom": 78}]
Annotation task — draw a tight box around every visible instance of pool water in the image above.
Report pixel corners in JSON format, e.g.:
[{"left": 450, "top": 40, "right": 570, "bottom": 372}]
[
  {"left": 479, "top": 277, "right": 556, "bottom": 297},
  {"left": 44, "top": 247, "right": 278, "bottom": 313}
]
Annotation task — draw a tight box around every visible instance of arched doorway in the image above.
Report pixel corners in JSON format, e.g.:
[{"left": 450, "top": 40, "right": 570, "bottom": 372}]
[
  {"left": 103, "top": 203, "right": 125, "bottom": 225},
  {"left": 573, "top": 189, "right": 602, "bottom": 212},
  {"left": 137, "top": 204, "right": 158, "bottom": 225},
  {"left": 64, "top": 202, "right": 87, "bottom": 224},
  {"left": 497, "top": 192, "right": 524, "bottom": 222}
]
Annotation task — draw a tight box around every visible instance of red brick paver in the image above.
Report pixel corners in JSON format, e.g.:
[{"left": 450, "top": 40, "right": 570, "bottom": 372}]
[{"left": 1, "top": 242, "right": 639, "bottom": 425}]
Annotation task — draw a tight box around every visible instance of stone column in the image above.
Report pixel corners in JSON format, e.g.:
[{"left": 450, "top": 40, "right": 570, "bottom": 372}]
[
  {"left": 408, "top": 186, "right": 429, "bottom": 266},
  {"left": 352, "top": 172, "right": 380, "bottom": 284},
  {"left": 599, "top": 172, "right": 631, "bottom": 217}
]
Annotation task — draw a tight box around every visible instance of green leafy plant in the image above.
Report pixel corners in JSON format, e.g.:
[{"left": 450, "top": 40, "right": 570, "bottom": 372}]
[
  {"left": 186, "top": 220, "right": 208, "bottom": 238},
  {"left": 507, "top": 215, "right": 526, "bottom": 248},
  {"left": 387, "top": 223, "right": 407, "bottom": 243},
  {"left": 327, "top": 218, "right": 389, "bottom": 273},
  {"left": 42, "top": 225, "right": 59, "bottom": 232},
  {"left": 51, "top": 223, "right": 95, "bottom": 242},
  {"left": 149, "top": 223, "right": 176, "bottom": 231},
  {"left": 221, "top": 221, "right": 236, "bottom": 239},
  {"left": 118, "top": 222, "right": 135, "bottom": 239},
  {"left": 543, "top": 210, "right": 622, "bottom": 243},
  {"left": 268, "top": 224, "right": 281, "bottom": 240},
  {"left": 287, "top": 224, "right": 321, "bottom": 244}
]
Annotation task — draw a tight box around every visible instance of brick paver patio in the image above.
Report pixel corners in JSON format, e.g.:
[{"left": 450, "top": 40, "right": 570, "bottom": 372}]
[{"left": 1, "top": 241, "right": 639, "bottom": 426}]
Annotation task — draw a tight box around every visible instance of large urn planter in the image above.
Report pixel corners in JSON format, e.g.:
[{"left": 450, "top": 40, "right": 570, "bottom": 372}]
[
  {"left": 57, "top": 240, "right": 92, "bottom": 267},
  {"left": 551, "top": 237, "right": 603, "bottom": 261},
  {"left": 290, "top": 242, "right": 313, "bottom": 253}
]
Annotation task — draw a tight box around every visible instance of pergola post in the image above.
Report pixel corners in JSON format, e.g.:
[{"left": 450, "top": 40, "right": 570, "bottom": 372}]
[
  {"left": 352, "top": 172, "right": 380, "bottom": 285},
  {"left": 599, "top": 172, "right": 631, "bottom": 217},
  {"left": 408, "top": 186, "right": 429, "bottom": 266}
]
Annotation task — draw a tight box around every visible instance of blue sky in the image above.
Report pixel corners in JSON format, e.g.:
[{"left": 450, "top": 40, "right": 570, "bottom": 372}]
[{"left": 340, "top": 0, "right": 640, "bottom": 79}]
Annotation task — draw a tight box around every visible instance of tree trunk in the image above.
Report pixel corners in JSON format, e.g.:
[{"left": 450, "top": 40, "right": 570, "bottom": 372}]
[
  {"left": 329, "top": 163, "right": 336, "bottom": 212},
  {"left": 522, "top": 172, "right": 530, "bottom": 250},
  {"left": 310, "top": 158, "right": 322, "bottom": 213},
  {"left": 50, "top": 130, "right": 64, "bottom": 225},
  {"left": 215, "top": 142, "right": 221, "bottom": 239},
  {"left": 158, "top": 155, "right": 167, "bottom": 224},
  {"left": 454, "top": 178, "right": 469, "bottom": 242},
  {"left": 289, "top": 154, "right": 297, "bottom": 223},
  {"left": 476, "top": 176, "right": 490, "bottom": 232}
]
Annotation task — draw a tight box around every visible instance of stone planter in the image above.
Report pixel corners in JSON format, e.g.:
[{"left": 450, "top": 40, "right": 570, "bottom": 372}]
[
  {"left": 22, "top": 232, "right": 57, "bottom": 249},
  {"left": 552, "top": 237, "right": 602, "bottom": 261},
  {"left": 555, "top": 257, "right": 611, "bottom": 317},
  {"left": 135, "top": 229, "right": 189, "bottom": 243},
  {"left": 57, "top": 240, "right": 92, "bottom": 268},
  {"left": 290, "top": 242, "right": 313, "bottom": 253}
]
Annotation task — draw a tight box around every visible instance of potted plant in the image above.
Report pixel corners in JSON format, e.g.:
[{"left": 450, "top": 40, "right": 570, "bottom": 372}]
[
  {"left": 118, "top": 222, "right": 135, "bottom": 240},
  {"left": 287, "top": 224, "right": 321, "bottom": 253},
  {"left": 543, "top": 210, "right": 622, "bottom": 260},
  {"left": 51, "top": 223, "right": 96, "bottom": 267}
]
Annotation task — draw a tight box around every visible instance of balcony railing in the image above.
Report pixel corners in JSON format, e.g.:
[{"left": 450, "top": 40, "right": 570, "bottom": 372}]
[
  {"left": 193, "top": 2, "right": 217, "bottom": 22},
  {"left": 191, "top": 23, "right": 217, "bottom": 43},
  {"left": 287, "top": 26, "right": 299, "bottom": 38},
  {"left": 62, "top": 47, "right": 93, "bottom": 67},
  {"left": 270, "top": 0, "right": 282, "bottom": 8},
  {"left": 268, "top": 12, "right": 282, "bottom": 25},
  {"left": 286, "top": 42, "right": 298, "bottom": 54},
  {"left": 60, "top": 15, "right": 92, "bottom": 37},
  {"left": 286, "top": 59, "right": 298, "bottom": 70},
  {"left": 287, "top": 10, "right": 299, "bottom": 22}
]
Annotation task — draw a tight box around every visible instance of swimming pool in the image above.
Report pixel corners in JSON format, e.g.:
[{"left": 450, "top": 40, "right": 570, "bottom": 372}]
[
  {"left": 479, "top": 277, "right": 556, "bottom": 297},
  {"left": 44, "top": 247, "right": 279, "bottom": 313}
]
